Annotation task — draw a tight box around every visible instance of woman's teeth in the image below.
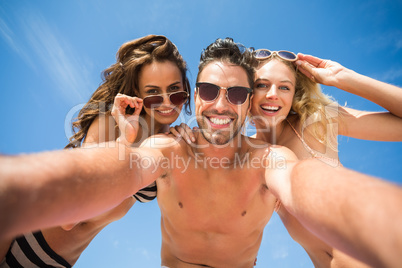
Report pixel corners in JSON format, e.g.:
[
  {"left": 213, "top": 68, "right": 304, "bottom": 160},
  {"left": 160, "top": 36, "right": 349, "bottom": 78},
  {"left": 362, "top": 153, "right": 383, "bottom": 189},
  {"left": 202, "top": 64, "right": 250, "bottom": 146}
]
[
  {"left": 158, "top": 109, "right": 174, "bottom": 114},
  {"left": 261, "top": 105, "right": 280, "bottom": 112},
  {"left": 209, "top": 117, "right": 231, "bottom": 125}
]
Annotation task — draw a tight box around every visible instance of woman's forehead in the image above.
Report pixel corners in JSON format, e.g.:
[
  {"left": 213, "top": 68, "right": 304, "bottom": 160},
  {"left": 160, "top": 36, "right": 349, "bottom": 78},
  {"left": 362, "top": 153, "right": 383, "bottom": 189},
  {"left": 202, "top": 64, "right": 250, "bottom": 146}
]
[{"left": 256, "top": 59, "right": 296, "bottom": 78}]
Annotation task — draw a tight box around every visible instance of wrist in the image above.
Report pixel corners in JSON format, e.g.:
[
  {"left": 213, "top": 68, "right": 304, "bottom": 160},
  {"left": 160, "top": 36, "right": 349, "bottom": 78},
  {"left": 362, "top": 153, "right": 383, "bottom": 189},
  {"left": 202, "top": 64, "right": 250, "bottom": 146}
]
[{"left": 332, "top": 68, "right": 359, "bottom": 92}]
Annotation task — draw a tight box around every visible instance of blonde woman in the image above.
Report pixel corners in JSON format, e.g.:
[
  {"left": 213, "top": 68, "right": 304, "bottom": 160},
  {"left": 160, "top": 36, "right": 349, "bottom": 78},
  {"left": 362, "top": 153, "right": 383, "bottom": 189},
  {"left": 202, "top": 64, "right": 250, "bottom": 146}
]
[
  {"left": 172, "top": 50, "right": 402, "bottom": 267},
  {"left": 249, "top": 50, "right": 402, "bottom": 267}
]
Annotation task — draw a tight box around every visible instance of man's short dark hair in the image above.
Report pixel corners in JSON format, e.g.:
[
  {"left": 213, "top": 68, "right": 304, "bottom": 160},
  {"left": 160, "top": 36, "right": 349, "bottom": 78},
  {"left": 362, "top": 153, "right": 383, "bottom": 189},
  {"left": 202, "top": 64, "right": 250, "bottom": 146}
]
[{"left": 197, "top": 37, "right": 257, "bottom": 89}]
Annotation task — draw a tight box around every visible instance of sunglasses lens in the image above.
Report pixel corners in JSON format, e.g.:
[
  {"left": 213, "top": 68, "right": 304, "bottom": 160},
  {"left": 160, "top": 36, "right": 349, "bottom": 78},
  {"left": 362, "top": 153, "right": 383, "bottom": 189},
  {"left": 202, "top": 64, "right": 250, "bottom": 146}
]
[
  {"left": 227, "top": 87, "right": 249, "bottom": 105},
  {"left": 198, "top": 83, "right": 219, "bottom": 102},
  {"left": 255, "top": 50, "right": 271, "bottom": 59},
  {"left": 170, "top": 91, "right": 188, "bottom": 106},
  {"left": 143, "top": 96, "right": 163, "bottom": 109},
  {"left": 278, "top": 51, "right": 297, "bottom": 61}
]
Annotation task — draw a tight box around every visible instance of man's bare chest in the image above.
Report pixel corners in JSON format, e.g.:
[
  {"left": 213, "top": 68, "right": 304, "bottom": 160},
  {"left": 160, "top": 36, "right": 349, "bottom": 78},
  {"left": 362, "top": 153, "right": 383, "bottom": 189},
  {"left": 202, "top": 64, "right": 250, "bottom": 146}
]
[{"left": 157, "top": 162, "right": 274, "bottom": 233}]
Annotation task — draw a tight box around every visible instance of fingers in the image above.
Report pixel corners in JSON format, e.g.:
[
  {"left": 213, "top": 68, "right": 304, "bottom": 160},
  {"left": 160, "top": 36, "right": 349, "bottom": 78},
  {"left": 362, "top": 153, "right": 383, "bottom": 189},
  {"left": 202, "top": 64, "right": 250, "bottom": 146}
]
[
  {"left": 296, "top": 60, "right": 316, "bottom": 82},
  {"left": 132, "top": 97, "right": 143, "bottom": 110},
  {"left": 111, "top": 94, "right": 143, "bottom": 145},
  {"left": 112, "top": 94, "right": 129, "bottom": 117},
  {"left": 169, "top": 124, "right": 197, "bottom": 144},
  {"left": 175, "top": 123, "right": 193, "bottom": 144},
  {"left": 116, "top": 94, "right": 133, "bottom": 109},
  {"left": 297, "top": 53, "right": 324, "bottom": 68},
  {"left": 169, "top": 126, "right": 181, "bottom": 138},
  {"left": 133, "top": 100, "right": 143, "bottom": 116},
  {"left": 112, "top": 94, "right": 143, "bottom": 116},
  {"left": 180, "top": 123, "right": 196, "bottom": 144}
]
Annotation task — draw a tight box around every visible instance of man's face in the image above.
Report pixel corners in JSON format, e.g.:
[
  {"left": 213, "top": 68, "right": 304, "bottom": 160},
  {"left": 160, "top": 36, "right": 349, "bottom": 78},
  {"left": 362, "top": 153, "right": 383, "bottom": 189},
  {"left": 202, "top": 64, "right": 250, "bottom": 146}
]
[{"left": 195, "top": 61, "right": 252, "bottom": 145}]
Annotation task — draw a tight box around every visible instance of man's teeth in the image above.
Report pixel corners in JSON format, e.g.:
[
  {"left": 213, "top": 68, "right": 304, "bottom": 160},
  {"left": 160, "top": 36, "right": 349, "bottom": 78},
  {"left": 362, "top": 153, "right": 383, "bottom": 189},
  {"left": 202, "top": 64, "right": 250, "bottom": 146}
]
[
  {"left": 210, "top": 117, "right": 231, "bottom": 125},
  {"left": 262, "top": 105, "right": 280, "bottom": 111},
  {"left": 158, "top": 109, "right": 174, "bottom": 114}
]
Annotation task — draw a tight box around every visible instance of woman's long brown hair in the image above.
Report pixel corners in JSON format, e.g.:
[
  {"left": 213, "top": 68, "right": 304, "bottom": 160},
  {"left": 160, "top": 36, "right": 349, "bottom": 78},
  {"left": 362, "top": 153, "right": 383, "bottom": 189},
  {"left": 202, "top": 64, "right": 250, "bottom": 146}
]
[{"left": 65, "top": 35, "right": 191, "bottom": 148}]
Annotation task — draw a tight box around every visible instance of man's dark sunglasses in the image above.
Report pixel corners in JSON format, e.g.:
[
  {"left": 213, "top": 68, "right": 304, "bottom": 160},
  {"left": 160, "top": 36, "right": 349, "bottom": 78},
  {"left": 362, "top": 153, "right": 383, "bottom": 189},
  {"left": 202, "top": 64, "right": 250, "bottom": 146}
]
[{"left": 196, "top": 82, "right": 252, "bottom": 105}]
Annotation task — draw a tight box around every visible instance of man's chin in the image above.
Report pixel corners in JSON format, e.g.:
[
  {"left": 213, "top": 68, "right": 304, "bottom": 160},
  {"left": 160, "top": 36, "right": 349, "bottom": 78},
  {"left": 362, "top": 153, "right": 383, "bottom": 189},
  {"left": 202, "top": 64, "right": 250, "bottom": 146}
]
[
  {"left": 200, "top": 129, "right": 239, "bottom": 146},
  {"left": 210, "top": 132, "right": 232, "bottom": 145}
]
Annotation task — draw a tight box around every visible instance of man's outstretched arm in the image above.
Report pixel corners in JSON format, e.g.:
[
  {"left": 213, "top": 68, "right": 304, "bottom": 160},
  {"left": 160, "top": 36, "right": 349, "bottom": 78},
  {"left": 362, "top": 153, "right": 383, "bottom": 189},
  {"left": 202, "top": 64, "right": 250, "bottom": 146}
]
[
  {"left": 0, "top": 143, "right": 163, "bottom": 240},
  {"left": 267, "top": 159, "right": 402, "bottom": 268}
]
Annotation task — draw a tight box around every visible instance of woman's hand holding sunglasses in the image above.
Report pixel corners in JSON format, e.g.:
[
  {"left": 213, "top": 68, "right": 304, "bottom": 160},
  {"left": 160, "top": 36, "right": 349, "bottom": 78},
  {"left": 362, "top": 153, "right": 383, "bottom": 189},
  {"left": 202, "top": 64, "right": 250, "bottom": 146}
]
[
  {"left": 111, "top": 93, "right": 143, "bottom": 145},
  {"left": 296, "top": 53, "right": 345, "bottom": 87}
]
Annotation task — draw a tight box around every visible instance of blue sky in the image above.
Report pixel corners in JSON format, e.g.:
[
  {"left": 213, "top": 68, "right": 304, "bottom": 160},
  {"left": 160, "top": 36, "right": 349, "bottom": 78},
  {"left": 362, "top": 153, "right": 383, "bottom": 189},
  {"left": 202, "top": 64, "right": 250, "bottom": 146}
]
[{"left": 1, "top": 0, "right": 402, "bottom": 267}]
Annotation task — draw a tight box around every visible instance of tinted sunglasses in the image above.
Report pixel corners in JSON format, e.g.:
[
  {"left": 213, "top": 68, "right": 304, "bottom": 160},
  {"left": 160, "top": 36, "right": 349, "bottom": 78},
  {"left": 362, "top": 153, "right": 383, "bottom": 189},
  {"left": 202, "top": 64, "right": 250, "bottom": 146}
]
[
  {"left": 254, "top": 49, "right": 298, "bottom": 62},
  {"left": 196, "top": 82, "right": 252, "bottom": 105},
  {"left": 143, "top": 91, "right": 189, "bottom": 109}
]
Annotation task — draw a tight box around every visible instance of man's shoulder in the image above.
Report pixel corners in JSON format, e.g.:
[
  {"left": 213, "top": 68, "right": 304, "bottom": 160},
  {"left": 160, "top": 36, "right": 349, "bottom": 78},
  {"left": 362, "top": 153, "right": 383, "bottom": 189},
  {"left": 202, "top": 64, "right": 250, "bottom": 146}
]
[
  {"left": 266, "top": 145, "right": 298, "bottom": 162},
  {"left": 243, "top": 136, "right": 297, "bottom": 162},
  {"left": 140, "top": 133, "right": 189, "bottom": 153}
]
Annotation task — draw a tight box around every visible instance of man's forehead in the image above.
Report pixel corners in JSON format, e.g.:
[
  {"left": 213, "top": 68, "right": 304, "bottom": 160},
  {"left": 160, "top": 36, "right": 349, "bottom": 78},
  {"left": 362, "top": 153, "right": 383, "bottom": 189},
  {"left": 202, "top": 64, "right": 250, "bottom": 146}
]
[{"left": 198, "top": 61, "right": 249, "bottom": 87}]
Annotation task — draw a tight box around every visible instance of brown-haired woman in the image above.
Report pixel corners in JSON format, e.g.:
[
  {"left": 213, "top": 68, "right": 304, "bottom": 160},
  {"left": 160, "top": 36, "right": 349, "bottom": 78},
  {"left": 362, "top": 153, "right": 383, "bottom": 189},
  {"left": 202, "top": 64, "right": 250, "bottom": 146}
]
[{"left": 0, "top": 34, "right": 191, "bottom": 267}]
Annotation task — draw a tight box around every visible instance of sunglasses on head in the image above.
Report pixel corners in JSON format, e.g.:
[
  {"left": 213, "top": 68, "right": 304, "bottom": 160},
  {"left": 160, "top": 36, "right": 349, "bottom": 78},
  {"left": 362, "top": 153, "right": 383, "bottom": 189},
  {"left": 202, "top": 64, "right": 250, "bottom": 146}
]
[
  {"left": 254, "top": 49, "right": 298, "bottom": 62},
  {"left": 196, "top": 82, "right": 252, "bottom": 105},
  {"left": 143, "top": 91, "right": 189, "bottom": 109}
]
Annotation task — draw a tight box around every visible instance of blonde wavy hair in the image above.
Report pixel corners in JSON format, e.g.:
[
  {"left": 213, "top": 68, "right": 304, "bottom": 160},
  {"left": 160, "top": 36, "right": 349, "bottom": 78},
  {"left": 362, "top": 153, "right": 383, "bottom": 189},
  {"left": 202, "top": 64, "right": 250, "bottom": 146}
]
[
  {"left": 255, "top": 55, "right": 338, "bottom": 150},
  {"left": 65, "top": 35, "right": 191, "bottom": 149}
]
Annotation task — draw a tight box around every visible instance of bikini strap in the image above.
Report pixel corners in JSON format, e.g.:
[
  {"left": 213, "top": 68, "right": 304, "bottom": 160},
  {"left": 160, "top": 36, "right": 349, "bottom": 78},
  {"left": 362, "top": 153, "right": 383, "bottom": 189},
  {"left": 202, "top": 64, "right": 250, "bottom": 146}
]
[
  {"left": 286, "top": 119, "right": 341, "bottom": 167},
  {"left": 286, "top": 119, "right": 318, "bottom": 157}
]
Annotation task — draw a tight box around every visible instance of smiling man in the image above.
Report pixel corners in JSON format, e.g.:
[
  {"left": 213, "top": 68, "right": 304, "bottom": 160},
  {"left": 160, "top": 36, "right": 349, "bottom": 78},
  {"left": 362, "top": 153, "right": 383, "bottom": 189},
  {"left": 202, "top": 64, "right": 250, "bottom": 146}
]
[{"left": 133, "top": 38, "right": 297, "bottom": 267}]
